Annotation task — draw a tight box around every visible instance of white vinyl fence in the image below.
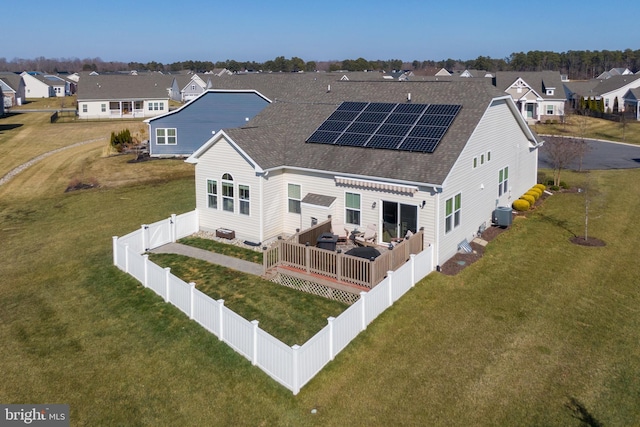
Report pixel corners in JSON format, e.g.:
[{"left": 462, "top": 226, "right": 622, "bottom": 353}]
[{"left": 113, "top": 210, "right": 435, "bottom": 394}]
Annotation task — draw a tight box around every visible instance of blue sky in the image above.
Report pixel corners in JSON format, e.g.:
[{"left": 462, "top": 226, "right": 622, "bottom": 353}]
[{"left": 5, "top": 0, "right": 638, "bottom": 64}]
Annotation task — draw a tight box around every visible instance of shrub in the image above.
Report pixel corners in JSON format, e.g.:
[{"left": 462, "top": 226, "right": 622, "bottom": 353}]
[
  {"left": 559, "top": 181, "right": 569, "bottom": 189},
  {"left": 513, "top": 199, "right": 530, "bottom": 211},
  {"left": 528, "top": 188, "right": 542, "bottom": 198},
  {"left": 525, "top": 191, "right": 539, "bottom": 202},
  {"left": 550, "top": 185, "right": 560, "bottom": 191},
  {"left": 534, "top": 184, "right": 546, "bottom": 192},
  {"left": 520, "top": 194, "right": 535, "bottom": 206},
  {"left": 110, "top": 129, "right": 133, "bottom": 153}
]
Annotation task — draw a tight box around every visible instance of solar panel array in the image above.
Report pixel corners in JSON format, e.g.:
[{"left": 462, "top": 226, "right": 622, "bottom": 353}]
[{"left": 306, "top": 102, "right": 462, "bottom": 153}]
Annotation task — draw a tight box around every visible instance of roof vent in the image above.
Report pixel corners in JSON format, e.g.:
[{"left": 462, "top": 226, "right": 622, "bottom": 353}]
[{"left": 327, "top": 84, "right": 331, "bottom": 93}]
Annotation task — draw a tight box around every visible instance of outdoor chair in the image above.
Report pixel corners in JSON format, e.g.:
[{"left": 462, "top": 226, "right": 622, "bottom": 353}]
[{"left": 354, "top": 224, "right": 377, "bottom": 247}]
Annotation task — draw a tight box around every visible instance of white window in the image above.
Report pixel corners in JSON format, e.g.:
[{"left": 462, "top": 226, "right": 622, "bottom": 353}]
[
  {"left": 498, "top": 167, "right": 509, "bottom": 197},
  {"left": 288, "top": 184, "right": 301, "bottom": 214},
  {"left": 156, "top": 128, "right": 177, "bottom": 145},
  {"left": 487, "top": 151, "right": 491, "bottom": 162},
  {"left": 473, "top": 157, "right": 478, "bottom": 168},
  {"left": 222, "top": 173, "right": 234, "bottom": 212},
  {"left": 445, "top": 193, "right": 461, "bottom": 234},
  {"left": 480, "top": 153, "right": 485, "bottom": 165},
  {"left": 101, "top": 104, "right": 106, "bottom": 112},
  {"left": 82, "top": 104, "right": 87, "bottom": 113},
  {"left": 546, "top": 89, "right": 554, "bottom": 96},
  {"left": 546, "top": 105, "right": 554, "bottom": 115},
  {"left": 239, "top": 185, "right": 250, "bottom": 215},
  {"left": 345, "top": 192, "right": 361, "bottom": 226},
  {"left": 207, "top": 179, "right": 217, "bottom": 209}
]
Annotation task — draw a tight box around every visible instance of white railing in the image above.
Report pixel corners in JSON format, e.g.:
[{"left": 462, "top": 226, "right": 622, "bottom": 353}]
[{"left": 113, "top": 210, "right": 434, "bottom": 394}]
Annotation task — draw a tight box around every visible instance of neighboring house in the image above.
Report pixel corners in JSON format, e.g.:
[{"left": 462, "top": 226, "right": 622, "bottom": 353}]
[
  {"left": 144, "top": 89, "right": 271, "bottom": 157},
  {"left": 565, "top": 74, "right": 640, "bottom": 113},
  {"left": 20, "top": 72, "right": 57, "bottom": 98},
  {"left": 0, "top": 86, "right": 4, "bottom": 116},
  {"left": 596, "top": 67, "right": 633, "bottom": 79},
  {"left": 76, "top": 73, "right": 174, "bottom": 119},
  {"left": 435, "top": 68, "right": 452, "bottom": 77},
  {"left": 180, "top": 74, "right": 212, "bottom": 102},
  {"left": 185, "top": 79, "right": 541, "bottom": 268},
  {"left": 493, "top": 71, "right": 566, "bottom": 123},
  {"left": 459, "top": 69, "right": 493, "bottom": 78},
  {"left": 623, "top": 88, "right": 640, "bottom": 120},
  {"left": 0, "top": 72, "right": 26, "bottom": 107}
]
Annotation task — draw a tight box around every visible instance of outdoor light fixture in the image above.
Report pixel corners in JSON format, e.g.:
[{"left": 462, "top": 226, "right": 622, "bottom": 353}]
[
  {"left": 372, "top": 201, "right": 377, "bottom": 208},
  {"left": 420, "top": 200, "right": 426, "bottom": 209}
]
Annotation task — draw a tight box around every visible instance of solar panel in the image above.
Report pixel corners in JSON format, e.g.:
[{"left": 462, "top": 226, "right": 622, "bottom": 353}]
[
  {"left": 336, "top": 133, "right": 370, "bottom": 147},
  {"left": 337, "top": 101, "right": 368, "bottom": 111},
  {"left": 398, "top": 137, "right": 440, "bottom": 152},
  {"left": 307, "top": 130, "right": 340, "bottom": 144},
  {"left": 364, "top": 103, "right": 396, "bottom": 113},
  {"left": 318, "top": 120, "right": 351, "bottom": 132},
  {"left": 366, "top": 135, "right": 403, "bottom": 149},
  {"left": 385, "top": 113, "right": 421, "bottom": 125},
  {"left": 306, "top": 101, "right": 461, "bottom": 153}
]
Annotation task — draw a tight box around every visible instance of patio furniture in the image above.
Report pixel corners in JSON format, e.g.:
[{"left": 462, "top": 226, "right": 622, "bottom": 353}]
[
  {"left": 331, "top": 218, "right": 350, "bottom": 242},
  {"left": 354, "top": 224, "right": 377, "bottom": 247}
]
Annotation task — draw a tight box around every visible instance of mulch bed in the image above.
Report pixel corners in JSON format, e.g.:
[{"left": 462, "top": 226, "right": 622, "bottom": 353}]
[{"left": 438, "top": 225, "right": 507, "bottom": 276}]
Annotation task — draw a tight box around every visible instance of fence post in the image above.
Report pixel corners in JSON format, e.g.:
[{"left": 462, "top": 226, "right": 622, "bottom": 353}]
[
  {"left": 164, "top": 267, "right": 171, "bottom": 303},
  {"left": 141, "top": 224, "right": 148, "bottom": 251},
  {"left": 360, "top": 291, "right": 367, "bottom": 331},
  {"left": 327, "top": 317, "right": 335, "bottom": 361},
  {"left": 112, "top": 236, "right": 118, "bottom": 266},
  {"left": 143, "top": 254, "right": 149, "bottom": 288},
  {"left": 171, "top": 214, "right": 177, "bottom": 242},
  {"left": 252, "top": 320, "right": 259, "bottom": 366},
  {"left": 305, "top": 245, "right": 310, "bottom": 273},
  {"left": 336, "top": 252, "right": 342, "bottom": 282},
  {"left": 410, "top": 254, "right": 416, "bottom": 286},
  {"left": 387, "top": 270, "right": 394, "bottom": 307},
  {"left": 292, "top": 345, "right": 300, "bottom": 395},
  {"left": 217, "top": 299, "right": 225, "bottom": 341},
  {"left": 124, "top": 244, "right": 130, "bottom": 273},
  {"left": 189, "top": 282, "right": 196, "bottom": 319}
]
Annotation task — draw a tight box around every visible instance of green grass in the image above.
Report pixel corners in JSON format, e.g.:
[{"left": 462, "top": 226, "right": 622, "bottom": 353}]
[
  {"left": 178, "top": 235, "right": 263, "bottom": 263},
  {"left": 147, "top": 253, "right": 346, "bottom": 345},
  {"left": 2, "top": 114, "right": 640, "bottom": 425}
]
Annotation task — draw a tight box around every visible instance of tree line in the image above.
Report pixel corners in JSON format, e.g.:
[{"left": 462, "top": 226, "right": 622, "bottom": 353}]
[{"left": 1, "top": 49, "right": 638, "bottom": 79}]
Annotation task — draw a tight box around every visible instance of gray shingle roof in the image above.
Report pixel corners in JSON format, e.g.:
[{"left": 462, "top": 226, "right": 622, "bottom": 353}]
[
  {"left": 203, "top": 76, "right": 514, "bottom": 187},
  {"left": 77, "top": 73, "right": 173, "bottom": 100},
  {"left": 0, "top": 72, "right": 22, "bottom": 91},
  {"left": 493, "top": 71, "right": 565, "bottom": 99}
]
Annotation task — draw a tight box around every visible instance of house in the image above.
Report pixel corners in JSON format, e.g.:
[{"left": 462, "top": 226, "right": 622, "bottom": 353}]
[
  {"left": 623, "top": 88, "right": 640, "bottom": 120},
  {"left": 180, "top": 74, "right": 212, "bottom": 102},
  {"left": 435, "top": 68, "right": 452, "bottom": 77},
  {"left": 565, "top": 74, "right": 640, "bottom": 113},
  {"left": 459, "top": 69, "right": 493, "bottom": 78},
  {"left": 144, "top": 89, "right": 271, "bottom": 157},
  {"left": 0, "top": 72, "right": 26, "bottom": 107},
  {"left": 493, "top": 71, "right": 566, "bottom": 123},
  {"left": 0, "top": 86, "right": 4, "bottom": 116},
  {"left": 20, "top": 72, "right": 57, "bottom": 98},
  {"left": 185, "top": 79, "right": 542, "bottom": 268},
  {"left": 76, "top": 73, "right": 174, "bottom": 119},
  {"left": 596, "top": 67, "right": 634, "bottom": 79}
]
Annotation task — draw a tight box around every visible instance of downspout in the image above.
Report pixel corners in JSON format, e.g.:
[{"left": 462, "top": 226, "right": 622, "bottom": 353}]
[
  {"left": 259, "top": 170, "right": 268, "bottom": 243},
  {"left": 434, "top": 187, "right": 442, "bottom": 269}
]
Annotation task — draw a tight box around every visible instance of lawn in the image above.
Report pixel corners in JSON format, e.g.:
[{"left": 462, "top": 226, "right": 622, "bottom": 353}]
[
  {"left": 533, "top": 113, "right": 640, "bottom": 145},
  {"left": 1, "top": 113, "right": 640, "bottom": 425}
]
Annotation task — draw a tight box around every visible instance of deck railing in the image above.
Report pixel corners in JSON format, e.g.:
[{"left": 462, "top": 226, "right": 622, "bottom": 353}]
[{"left": 264, "top": 229, "right": 424, "bottom": 289}]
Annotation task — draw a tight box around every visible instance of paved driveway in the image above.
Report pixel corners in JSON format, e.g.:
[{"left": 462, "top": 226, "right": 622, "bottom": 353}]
[{"left": 538, "top": 138, "right": 640, "bottom": 170}]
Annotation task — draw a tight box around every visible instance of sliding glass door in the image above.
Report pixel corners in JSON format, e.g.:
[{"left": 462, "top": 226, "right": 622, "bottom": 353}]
[{"left": 381, "top": 201, "right": 417, "bottom": 242}]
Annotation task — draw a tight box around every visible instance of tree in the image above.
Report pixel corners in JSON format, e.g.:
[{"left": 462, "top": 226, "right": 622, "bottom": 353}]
[{"left": 543, "top": 136, "right": 588, "bottom": 186}]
